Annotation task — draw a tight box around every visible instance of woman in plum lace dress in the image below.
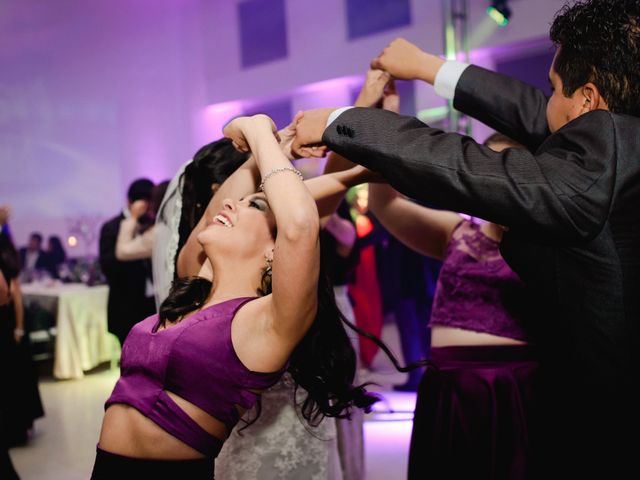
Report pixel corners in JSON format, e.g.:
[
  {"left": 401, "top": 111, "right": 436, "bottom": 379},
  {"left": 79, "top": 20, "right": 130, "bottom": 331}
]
[{"left": 369, "top": 133, "right": 539, "bottom": 480}]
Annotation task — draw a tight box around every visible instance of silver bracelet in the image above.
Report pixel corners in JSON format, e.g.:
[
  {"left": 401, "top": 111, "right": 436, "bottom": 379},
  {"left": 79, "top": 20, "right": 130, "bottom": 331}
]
[{"left": 259, "top": 167, "right": 304, "bottom": 192}]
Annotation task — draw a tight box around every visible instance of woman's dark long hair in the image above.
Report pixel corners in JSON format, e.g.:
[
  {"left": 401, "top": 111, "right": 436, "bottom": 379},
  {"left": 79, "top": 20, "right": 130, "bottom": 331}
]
[
  {"left": 159, "top": 246, "right": 425, "bottom": 424},
  {"left": 46, "top": 236, "right": 67, "bottom": 264},
  {"left": 158, "top": 139, "right": 249, "bottom": 278},
  {"left": 0, "top": 226, "right": 20, "bottom": 280}
]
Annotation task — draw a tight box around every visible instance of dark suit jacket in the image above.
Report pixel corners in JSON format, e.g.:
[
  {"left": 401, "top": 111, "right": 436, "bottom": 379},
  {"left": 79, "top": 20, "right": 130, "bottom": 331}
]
[
  {"left": 99, "top": 213, "right": 155, "bottom": 345},
  {"left": 19, "top": 248, "right": 48, "bottom": 271},
  {"left": 323, "top": 65, "right": 638, "bottom": 475}
]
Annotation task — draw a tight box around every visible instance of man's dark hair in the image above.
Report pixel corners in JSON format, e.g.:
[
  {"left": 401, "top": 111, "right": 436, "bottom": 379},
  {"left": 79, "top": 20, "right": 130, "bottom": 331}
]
[
  {"left": 550, "top": 0, "right": 640, "bottom": 116},
  {"left": 30, "top": 232, "right": 43, "bottom": 244},
  {"left": 127, "top": 178, "right": 154, "bottom": 203}
]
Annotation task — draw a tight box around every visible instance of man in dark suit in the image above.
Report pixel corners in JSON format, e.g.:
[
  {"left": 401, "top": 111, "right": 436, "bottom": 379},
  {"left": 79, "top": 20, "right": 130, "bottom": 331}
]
[
  {"left": 99, "top": 178, "right": 156, "bottom": 346},
  {"left": 19, "top": 232, "right": 48, "bottom": 274},
  {"left": 293, "top": 1, "right": 638, "bottom": 476}
]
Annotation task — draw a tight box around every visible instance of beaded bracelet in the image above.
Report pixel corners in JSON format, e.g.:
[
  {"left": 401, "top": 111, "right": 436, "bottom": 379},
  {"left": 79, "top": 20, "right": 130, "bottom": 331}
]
[{"left": 259, "top": 167, "right": 304, "bottom": 192}]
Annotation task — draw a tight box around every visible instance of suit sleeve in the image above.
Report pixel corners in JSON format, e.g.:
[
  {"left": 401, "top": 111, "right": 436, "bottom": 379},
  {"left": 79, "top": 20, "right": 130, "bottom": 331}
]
[
  {"left": 322, "top": 107, "right": 616, "bottom": 244},
  {"left": 453, "top": 65, "right": 551, "bottom": 151}
]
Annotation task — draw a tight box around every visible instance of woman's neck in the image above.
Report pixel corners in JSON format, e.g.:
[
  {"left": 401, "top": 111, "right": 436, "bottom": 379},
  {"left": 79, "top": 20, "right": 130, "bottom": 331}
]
[{"left": 203, "top": 261, "right": 262, "bottom": 305}]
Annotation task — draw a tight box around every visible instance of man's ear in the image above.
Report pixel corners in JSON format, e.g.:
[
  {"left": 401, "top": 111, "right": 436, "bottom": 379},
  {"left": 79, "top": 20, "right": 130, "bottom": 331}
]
[{"left": 581, "top": 82, "right": 609, "bottom": 111}]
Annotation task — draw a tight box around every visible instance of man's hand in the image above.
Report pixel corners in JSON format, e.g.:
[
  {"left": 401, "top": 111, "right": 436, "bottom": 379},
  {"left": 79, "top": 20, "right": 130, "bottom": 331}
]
[
  {"left": 371, "top": 38, "right": 443, "bottom": 84},
  {"left": 129, "top": 200, "right": 149, "bottom": 220},
  {"left": 355, "top": 69, "right": 391, "bottom": 108},
  {"left": 292, "top": 108, "right": 336, "bottom": 158},
  {"left": 278, "top": 111, "right": 304, "bottom": 161}
]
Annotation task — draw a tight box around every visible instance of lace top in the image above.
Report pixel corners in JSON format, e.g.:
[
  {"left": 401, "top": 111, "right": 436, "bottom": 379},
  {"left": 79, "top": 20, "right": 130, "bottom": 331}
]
[{"left": 429, "top": 219, "right": 530, "bottom": 341}]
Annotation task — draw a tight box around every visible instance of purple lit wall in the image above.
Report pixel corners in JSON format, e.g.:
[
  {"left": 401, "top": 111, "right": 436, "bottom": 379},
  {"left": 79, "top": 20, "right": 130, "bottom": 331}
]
[
  {"left": 496, "top": 50, "right": 555, "bottom": 96},
  {"left": 1, "top": 0, "right": 564, "bottom": 252},
  {"left": 347, "top": 0, "right": 412, "bottom": 40}
]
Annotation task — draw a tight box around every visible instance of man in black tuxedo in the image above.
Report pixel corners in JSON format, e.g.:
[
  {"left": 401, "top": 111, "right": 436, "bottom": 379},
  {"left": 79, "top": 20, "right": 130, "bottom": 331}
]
[
  {"left": 293, "top": 1, "right": 638, "bottom": 476},
  {"left": 19, "top": 232, "right": 48, "bottom": 274},
  {"left": 99, "top": 178, "right": 156, "bottom": 346}
]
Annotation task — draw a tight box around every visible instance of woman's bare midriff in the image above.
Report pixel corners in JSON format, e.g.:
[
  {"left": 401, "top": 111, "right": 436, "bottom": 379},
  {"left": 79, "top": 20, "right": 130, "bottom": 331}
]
[
  {"left": 431, "top": 325, "right": 527, "bottom": 348},
  {"left": 98, "top": 392, "right": 229, "bottom": 460}
]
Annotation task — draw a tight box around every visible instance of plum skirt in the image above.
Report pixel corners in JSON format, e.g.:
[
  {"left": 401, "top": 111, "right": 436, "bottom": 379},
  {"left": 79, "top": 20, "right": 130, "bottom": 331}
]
[{"left": 408, "top": 345, "right": 540, "bottom": 480}]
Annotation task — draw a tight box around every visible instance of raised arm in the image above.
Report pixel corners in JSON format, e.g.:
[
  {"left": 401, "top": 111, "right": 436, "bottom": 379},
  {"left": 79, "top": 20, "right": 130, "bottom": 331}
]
[
  {"left": 305, "top": 165, "right": 381, "bottom": 225},
  {"left": 300, "top": 107, "right": 616, "bottom": 244},
  {"left": 369, "top": 183, "right": 461, "bottom": 260},
  {"left": 454, "top": 65, "right": 550, "bottom": 151},
  {"left": 371, "top": 38, "right": 550, "bottom": 151},
  {"left": 177, "top": 116, "right": 310, "bottom": 277},
  {"left": 305, "top": 68, "right": 392, "bottom": 223},
  {"left": 225, "top": 115, "right": 320, "bottom": 347}
]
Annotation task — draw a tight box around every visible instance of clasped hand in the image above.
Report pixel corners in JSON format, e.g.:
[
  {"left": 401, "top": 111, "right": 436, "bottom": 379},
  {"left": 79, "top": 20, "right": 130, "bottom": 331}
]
[{"left": 225, "top": 38, "right": 426, "bottom": 159}]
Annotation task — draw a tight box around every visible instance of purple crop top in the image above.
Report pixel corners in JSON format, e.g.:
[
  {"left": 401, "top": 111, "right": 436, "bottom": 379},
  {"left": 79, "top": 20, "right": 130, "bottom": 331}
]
[
  {"left": 429, "top": 220, "right": 530, "bottom": 341},
  {"left": 105, "top": 297, "right": 285, "bottom": 457}
]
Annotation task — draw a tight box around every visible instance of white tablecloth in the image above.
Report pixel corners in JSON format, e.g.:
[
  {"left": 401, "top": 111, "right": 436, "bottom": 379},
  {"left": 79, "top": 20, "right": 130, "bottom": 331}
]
[{"left": 22, "top": 282, "right": 119, "bottom": 380}]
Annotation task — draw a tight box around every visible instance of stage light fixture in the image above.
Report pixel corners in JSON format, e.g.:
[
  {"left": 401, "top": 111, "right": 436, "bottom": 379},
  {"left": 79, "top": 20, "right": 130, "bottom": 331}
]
[{"left": 487, "top": 0, "right": 511, "bottom": 26}]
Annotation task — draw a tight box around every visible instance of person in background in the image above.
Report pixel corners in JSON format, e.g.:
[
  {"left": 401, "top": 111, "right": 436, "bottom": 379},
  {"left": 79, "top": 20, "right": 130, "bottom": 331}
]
[
  {"left": 292, "top": 2, "right": 639, "bottom": 474},
  {"left": 0, "top": 213, "right": 45, "bottom": 451},
  {"left": 369, "top": 128, "right": 538, "bottom": 479},
  {"left": 115, "top": 180, "right": 170, "bottom": 262},
  {"left": 43, "top": 236, "right": 67, "bottom": 279},
  {"left": 0, "top": 266, "right": 18, "bottom": 480},
  {"left": 18, "top": 232, "right": 47, "bottom": 281},
  {"left": 99, "top": 178, "right": 156, "bottom": 346},
  {"left": 378, "top": 233, "right": 434, "bottom": 392},
  {"left": 337, "top": 71, "right": 437, "bottom": 390},
  {"left": 319, "top": 200, "right": 365, "bottom": 479},
  {"left": 0, "top": 204, "right": 19, "bottom": 480},
  {"left": 1, "top": 224, "right": 26, "bottom": 359},
  {"left": 321, "top": 201, "right": 360, "bottom": 363}
]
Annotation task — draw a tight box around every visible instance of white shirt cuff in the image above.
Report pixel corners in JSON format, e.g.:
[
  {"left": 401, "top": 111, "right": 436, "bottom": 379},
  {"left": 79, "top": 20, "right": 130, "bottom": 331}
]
[
  {"left": 326, "top": 107, "right": 354, "bottom": 128},
  {"left": 434, "top": 60, "right": 470, "bottom": 100}
]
